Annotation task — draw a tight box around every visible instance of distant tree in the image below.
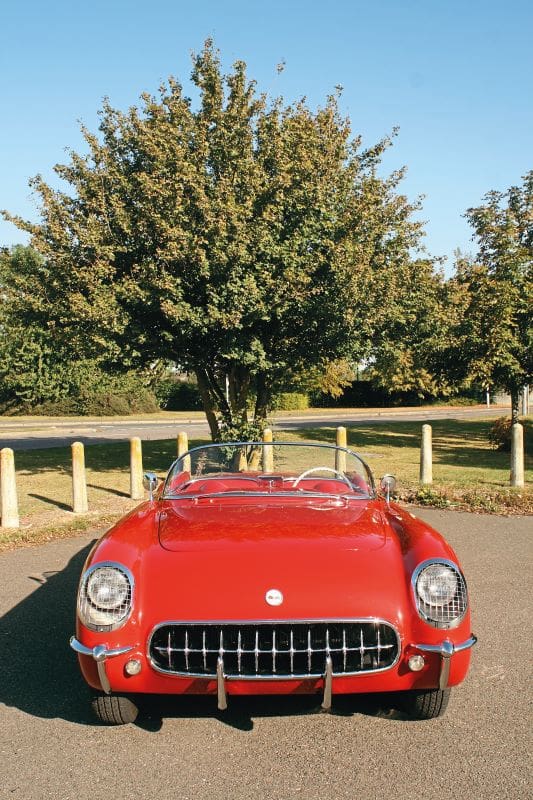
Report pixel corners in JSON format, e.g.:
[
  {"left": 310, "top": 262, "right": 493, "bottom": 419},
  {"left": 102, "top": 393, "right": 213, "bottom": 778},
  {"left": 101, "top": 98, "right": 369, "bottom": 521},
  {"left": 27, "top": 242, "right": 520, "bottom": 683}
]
[
  {"left": 3, "top": 41, "right": 429, "bottom": 438},
  {"left": 0, "top": 246, "right": 64, "bottom": 409},
  {"left": 366, "top": 258, "right": 455, "bottom": 400},
  {"left": 0, "top": 245, "right": 157, "bottom": 412},
  {"left": 448, "top": 173, "right": 533, "bottom": 422}
]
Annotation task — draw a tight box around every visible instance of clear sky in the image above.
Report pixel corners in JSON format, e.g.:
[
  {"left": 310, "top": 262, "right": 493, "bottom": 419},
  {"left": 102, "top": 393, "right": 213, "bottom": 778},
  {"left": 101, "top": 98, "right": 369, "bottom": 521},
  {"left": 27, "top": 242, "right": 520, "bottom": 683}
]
[{"left": 1, "top": 0, "right": 532, "bottom": 271}]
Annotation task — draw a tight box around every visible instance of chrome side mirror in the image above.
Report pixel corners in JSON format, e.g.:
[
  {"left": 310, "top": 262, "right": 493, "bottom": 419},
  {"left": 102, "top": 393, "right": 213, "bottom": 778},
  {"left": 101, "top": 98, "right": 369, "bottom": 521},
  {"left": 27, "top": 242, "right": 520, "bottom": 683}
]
[
  {"left": 380, "top": 474, "right": 397, "bottom": 504},
  {"left": 143, "top": 471, "right": 159, "bottom": 501}
]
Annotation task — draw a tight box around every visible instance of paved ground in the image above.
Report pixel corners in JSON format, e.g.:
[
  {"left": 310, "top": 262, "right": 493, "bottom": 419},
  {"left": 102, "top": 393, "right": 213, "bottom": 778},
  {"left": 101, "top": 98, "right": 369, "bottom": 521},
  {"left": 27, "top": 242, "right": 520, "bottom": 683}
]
[
  {"left": 0, "top": 509, "right": 531, "bottom": 800},
  {"left": 0, "top": 406, "right": 507, "bottom": 450}
]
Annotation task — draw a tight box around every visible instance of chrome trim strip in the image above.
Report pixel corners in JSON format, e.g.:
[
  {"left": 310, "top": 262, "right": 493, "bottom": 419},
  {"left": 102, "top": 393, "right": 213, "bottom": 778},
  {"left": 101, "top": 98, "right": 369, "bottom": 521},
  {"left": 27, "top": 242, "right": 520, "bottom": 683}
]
[
  {"left": 147, "top": 618, "right": 401, "bottom": 680},
  {"left": 321, "top": 656, "right": 333, "bottom": 710},
  {"left": 411, "top": 558, "right": 469, "bottom": 630},
  {"left": 414, "top": 635, "right": 477, "bottom": 655},
  {"left": 70, "top": 637, "right": 134, "bottom": 695},
  {"left": 217, "top": 657, "right": 227, "bottom": 711},
  {"left": 166, "top": 491, "right": 359, "bottom": 503},
  {"left": 414, "top": 635, "right": 477, "bottom": 690}
]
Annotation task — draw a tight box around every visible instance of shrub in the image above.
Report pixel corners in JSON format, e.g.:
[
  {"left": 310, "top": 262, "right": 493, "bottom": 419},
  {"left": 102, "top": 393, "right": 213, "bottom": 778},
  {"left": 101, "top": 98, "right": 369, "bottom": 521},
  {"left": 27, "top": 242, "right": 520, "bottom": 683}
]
[
  {"left": 310, "top": 380, "right": 483, "bottom": 409},
  {"left": 271, "top": 392, "right": 309, "bottom": 411},
  {"left": 413, "top": 487, "right": 451, "bottom": 508},
  {"left": 8, "top": 372, "right": 160, "bottom": 416},
  {"left": 155, "top": 379, "right": 203, "bottom": 411},
  {"left": 488, "top": 417, "right": 513, "bottom": 451}
]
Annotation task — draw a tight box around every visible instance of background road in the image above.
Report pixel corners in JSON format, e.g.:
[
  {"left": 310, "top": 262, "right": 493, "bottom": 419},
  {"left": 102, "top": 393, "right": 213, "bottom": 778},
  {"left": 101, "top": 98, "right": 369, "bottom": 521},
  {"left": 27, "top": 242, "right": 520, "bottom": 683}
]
[
  {"left": 0, "top": 406, "right": 507, "bottom": 450},
  {"left": 0, "top": 509, "right": 530, "bottom": 800}
]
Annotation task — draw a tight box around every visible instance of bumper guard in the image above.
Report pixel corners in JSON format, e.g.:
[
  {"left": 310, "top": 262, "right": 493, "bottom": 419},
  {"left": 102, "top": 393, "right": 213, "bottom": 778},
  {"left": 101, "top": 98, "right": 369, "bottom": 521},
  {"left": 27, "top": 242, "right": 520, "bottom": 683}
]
[
  {"left": 414, "top": 635, "right": 477, "bottom": 689},
  {"left": 70, "top": 636, "right": 133, "bottom": 694}
]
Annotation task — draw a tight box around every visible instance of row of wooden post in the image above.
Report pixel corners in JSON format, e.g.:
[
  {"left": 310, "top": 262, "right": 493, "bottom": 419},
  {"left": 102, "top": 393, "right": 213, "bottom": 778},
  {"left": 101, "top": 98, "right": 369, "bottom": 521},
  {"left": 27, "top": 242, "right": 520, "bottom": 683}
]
[
  {"left": 419, "top": 422, "right": 525, "bottom": 486},
  {"left": 0, "top": 423, "right": 527, "bottom": 529}
]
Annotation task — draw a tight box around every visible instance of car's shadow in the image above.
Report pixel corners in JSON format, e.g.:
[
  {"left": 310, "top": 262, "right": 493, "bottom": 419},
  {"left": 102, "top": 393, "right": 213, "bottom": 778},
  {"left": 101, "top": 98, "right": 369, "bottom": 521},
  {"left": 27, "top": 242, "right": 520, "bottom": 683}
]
[
  {"left": 0, "top": 543, "right": 409, "bottom": 729},
  {"left": 0, "top": 542, "right": 96, "bottom": 725},
  {"left": 136, "top": 693, "right": 408, "bottom": 732}
]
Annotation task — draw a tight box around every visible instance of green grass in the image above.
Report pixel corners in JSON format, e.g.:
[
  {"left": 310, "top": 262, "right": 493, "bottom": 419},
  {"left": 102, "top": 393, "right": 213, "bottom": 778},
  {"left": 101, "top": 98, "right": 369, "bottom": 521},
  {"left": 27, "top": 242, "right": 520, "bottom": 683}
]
[
  {"left": 2, "top": 417, "right": 531, "bottom": 550},
  {"left": 286, "top": 417, "right": 532, "bottom": 488}
]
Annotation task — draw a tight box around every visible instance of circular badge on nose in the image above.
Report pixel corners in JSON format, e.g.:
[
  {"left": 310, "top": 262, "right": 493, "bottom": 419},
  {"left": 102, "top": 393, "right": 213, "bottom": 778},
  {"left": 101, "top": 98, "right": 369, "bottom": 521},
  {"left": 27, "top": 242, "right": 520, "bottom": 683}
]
[{"left": 265, "top": 588, "right": 283, "bottom": 606}]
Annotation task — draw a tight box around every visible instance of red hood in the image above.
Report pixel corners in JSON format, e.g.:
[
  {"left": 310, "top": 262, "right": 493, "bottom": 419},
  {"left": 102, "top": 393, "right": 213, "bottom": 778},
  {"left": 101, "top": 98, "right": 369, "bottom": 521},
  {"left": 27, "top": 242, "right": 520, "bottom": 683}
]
[
  {"left": 158, "top": 498, "right": 388, "bottom": 553},
  {"left": 140, "top": 497, "right": 410, "bottom": 624}
]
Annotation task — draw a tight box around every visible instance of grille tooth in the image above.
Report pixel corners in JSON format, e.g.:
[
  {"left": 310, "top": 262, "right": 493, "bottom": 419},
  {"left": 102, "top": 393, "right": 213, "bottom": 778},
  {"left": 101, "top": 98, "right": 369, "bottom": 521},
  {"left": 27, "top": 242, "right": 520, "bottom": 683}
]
[{"left": 149, "top": 622, "right": 399, "bottom": 678}]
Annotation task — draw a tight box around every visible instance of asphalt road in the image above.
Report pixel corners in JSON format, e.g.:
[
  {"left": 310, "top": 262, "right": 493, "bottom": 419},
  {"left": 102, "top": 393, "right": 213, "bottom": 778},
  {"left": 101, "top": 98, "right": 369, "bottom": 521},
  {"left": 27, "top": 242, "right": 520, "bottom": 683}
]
[
  {"left": 0, "top": 509, "right": 531, "bottom": 800},
  {"left": 0, "top": 406, "right": 507, "bottom": 450}
]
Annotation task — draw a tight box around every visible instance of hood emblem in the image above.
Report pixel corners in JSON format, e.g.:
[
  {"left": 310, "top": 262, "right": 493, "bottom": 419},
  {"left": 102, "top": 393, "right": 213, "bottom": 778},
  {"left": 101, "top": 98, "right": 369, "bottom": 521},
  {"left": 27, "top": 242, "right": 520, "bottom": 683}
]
[{"left": 265, "top": 588, "right": 283, "bottom": 606}]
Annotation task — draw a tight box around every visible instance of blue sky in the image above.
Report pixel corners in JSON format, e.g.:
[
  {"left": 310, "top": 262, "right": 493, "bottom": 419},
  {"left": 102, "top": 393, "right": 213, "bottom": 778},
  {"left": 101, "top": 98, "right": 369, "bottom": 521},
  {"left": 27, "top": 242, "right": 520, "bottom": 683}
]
[{"left": 1, "top": 0, "right": 532, "bottom": 271}]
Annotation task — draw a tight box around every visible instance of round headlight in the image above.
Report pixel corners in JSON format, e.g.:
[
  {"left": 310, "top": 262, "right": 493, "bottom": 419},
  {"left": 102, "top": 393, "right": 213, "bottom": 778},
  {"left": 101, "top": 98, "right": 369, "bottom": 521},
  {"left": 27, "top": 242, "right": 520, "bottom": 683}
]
[
  {"left": 414, "top": 560, "right": 467, "bottom": 629},
  {"left": 417, "top": 564, "right": 458, "bottom": 606},
  {"left": 78, "top": 563, "right": 133, "bottom": 631},
  {"left": 86, "top": 567, "right": 129, "bottom": 609}
]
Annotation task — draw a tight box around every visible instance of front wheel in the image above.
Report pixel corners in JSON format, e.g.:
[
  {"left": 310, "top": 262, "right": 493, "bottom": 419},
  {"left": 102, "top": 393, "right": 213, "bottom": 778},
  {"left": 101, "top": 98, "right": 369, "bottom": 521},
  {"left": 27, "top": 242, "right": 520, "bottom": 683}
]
[
  {"left": 400, "top": 688, "right": 451, "bottom": 719},
  {"left": 91, "top": 694, "right": 139, "bottom": 725}
]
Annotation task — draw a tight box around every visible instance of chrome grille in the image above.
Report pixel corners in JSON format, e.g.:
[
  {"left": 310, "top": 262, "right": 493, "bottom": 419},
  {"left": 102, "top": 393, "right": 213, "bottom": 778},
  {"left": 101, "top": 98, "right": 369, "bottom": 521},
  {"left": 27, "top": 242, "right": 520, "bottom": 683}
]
[{"left": 149, "top": 621, "right": 399, "bottom": 678}]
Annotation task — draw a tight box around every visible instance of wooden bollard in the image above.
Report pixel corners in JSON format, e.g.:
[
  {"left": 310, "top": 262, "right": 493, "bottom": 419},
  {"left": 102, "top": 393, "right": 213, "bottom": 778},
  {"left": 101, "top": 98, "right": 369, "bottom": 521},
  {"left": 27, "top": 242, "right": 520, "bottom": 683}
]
[
  {"left": 177, "top": 431, "right": 191, "bottom": 472},
  {"left": 510, "top": 423, "right": 525, "bottom": 487},
  {"left": 420, "top": 424, "right": 433, "bottom": 485},
  {"left": 130, "top": 437, "right": 144, "bottom": 500},
  {"left": 71, "top": 441, "right": 88, "bottom": 513},
  {"left": 1, "top": 448, "right": 19, "bottom": 529},
  {"left": 262, "top": 428, "right": 274, "bottom": 472},
  {"left": 335, "top": 426, "right": 347, "bottom": 473}
]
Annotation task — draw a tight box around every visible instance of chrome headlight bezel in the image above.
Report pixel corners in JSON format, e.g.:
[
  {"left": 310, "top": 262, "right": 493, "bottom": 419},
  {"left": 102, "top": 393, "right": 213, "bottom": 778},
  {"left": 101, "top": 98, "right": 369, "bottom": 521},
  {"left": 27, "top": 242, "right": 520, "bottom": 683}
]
[
  {"left": 77, "top": 562, "right": 134, "bottom": 632},
  {"left": 412, "top": 558, "right": 468, "bottom": 630}
]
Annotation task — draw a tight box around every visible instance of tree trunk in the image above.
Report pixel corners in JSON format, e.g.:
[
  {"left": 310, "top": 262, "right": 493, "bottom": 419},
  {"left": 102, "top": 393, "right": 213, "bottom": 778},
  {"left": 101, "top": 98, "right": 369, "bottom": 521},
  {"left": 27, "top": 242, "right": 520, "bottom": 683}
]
[
  {"left": 510, "top": 387, "right": 520, "bottom": 425},
  {"left": 195, "top": 365, "right": 257, "bottom": 442},
  {"left": 228, "top": 364, "right": 250, "bottom": 429},
  {"left": 194, "top": 368, "right": 221, "bottom": 440},
  {"left": 253, "top": 372, "right": 271, "bottom": 431}
]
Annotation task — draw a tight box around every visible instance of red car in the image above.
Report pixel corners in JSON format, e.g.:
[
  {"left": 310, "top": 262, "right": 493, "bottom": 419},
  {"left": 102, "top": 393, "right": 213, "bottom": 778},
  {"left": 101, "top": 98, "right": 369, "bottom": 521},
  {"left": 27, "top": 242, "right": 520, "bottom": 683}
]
[{"left": 70, "top": 441, "right": 476, "bottom": 724}]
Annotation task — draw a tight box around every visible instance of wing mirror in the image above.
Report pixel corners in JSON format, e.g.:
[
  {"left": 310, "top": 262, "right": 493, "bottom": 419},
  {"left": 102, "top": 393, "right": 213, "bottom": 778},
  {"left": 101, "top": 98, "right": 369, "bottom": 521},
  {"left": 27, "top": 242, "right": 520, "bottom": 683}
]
[
  {"left": 380, "top": 474, "right": 397, "bottom": 504},
  {"left": 143, "top": 471, "right": 159, "bottom": 501}
]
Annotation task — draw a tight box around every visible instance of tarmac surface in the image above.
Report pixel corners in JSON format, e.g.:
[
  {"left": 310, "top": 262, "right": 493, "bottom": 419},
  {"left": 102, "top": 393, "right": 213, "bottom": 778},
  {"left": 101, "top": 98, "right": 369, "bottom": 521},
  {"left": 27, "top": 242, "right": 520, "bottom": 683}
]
[
  {"left": 0, "top": 508, "right": 531, "bottom": 800},
  {"left": 0, "top": 406, "right": 507, "bottom": 450}
]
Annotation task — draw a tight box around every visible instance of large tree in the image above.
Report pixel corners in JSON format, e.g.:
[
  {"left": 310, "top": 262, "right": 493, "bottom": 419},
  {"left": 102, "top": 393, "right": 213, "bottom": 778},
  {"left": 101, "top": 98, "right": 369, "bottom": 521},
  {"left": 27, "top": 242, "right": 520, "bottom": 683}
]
[
  {"left": 3, "top": 41, "right": 429, "bottom": 438},
  {"left": 448, "top": 173, "right": 533, "bottom": 422}
]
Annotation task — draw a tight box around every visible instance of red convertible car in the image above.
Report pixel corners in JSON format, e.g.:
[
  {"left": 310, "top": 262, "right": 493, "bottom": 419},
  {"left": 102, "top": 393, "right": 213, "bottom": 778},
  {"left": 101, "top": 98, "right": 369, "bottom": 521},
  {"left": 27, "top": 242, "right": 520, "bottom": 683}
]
[{"left": 70, "top": 441, "right": 476, "bottom": 724}]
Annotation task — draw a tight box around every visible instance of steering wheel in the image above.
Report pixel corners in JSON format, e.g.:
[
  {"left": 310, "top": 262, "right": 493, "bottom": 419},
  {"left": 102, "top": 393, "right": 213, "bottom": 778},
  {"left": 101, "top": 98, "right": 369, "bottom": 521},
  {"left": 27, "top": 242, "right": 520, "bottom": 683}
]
[{"left": 292, "top": 466, "right": 354, "bottom": 490}]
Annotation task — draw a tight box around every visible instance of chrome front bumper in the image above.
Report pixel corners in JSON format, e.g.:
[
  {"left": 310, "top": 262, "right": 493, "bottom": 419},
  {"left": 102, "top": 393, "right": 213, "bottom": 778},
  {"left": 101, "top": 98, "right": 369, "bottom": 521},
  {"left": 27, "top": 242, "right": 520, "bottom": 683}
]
[
  {"left": 414, "top": 635, "right": 477, "bottom": 689},
  {"left": 70, "top": 636, "right": 133, "bottom": 694},
  {"left": 70, "top": 633, "right": 477, "bottom": 704}
]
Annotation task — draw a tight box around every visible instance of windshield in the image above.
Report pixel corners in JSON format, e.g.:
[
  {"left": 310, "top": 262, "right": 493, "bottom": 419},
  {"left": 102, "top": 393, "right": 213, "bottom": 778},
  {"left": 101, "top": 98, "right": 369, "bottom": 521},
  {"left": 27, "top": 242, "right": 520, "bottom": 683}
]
[{"left": 163, "top": 442, "right": 374, "bottom": 500}]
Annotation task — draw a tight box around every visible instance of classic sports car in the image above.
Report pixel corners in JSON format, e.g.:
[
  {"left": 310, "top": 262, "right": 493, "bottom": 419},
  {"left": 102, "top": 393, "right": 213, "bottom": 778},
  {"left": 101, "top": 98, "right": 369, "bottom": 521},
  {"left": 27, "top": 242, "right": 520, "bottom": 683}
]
[{"left": 70, "top": 440, "right": 476, "bottom": 724}]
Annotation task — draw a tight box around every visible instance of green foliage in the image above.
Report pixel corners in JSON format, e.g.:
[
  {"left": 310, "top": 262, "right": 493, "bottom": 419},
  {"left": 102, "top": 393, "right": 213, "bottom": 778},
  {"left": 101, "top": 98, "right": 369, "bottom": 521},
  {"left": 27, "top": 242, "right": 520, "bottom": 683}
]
[
  {"left": 3, "top": 41, "right": 432, "bottom": 438},
  {"left": 310, "top": 378, "right": 481, "bottom": 408},
  {"left": 446, "top": 173, "right": 533, "bottom": 421},
  {"left": 486, "top": 416, "right": 530, "bottom": 452},
  {"left": 154, "top": 379, "right": 203, "bottom": 411},
  {"left": 271, "top": 392, "right": 309, "bottom": 411},
  {"left": 367, "top": 258, "right": 458, "bottom": 399},
  {"left": 413, "top": 487, "right": 452, "bottom": 508},
  {"left": 25, "top": 385, "right": 159, "bottom": 416},
  {"left": 0, "top": 245, "right": 159, "bottom": 415},
  {"left": 488, "top": 417, "right": 512, "bottom": 451}
]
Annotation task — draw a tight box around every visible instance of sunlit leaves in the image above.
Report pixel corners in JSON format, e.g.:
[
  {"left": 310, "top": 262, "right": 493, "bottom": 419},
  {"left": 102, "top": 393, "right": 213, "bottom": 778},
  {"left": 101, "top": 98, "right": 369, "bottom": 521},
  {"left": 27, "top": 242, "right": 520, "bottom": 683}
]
[{"left": 2, "top": 40, "right": 428, "bottom": 438}]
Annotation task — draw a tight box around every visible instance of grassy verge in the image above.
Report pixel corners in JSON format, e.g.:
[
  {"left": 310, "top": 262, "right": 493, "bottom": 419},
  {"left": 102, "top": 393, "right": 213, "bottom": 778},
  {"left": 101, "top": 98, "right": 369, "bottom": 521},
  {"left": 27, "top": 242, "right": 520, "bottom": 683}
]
[
  {"left": 0, "top": 402, "right": 506, "bottom": 425},
  {"left": 1, "top": 417, "right": 530, "bottom": 551}
]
